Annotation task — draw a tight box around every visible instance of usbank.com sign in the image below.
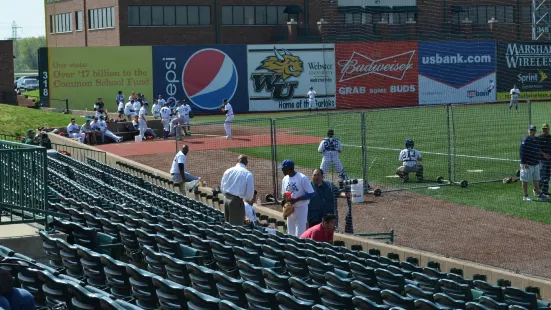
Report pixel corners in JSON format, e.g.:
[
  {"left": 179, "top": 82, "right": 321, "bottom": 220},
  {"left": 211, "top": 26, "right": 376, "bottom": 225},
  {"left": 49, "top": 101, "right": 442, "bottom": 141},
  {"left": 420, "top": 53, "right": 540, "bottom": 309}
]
[{"left": 421, "top": 53, "right": 492, "bottom": 65}]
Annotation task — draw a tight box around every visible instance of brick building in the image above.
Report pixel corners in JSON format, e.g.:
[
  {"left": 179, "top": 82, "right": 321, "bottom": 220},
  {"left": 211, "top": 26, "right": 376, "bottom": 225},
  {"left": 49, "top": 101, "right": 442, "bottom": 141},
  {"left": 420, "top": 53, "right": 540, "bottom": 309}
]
[
  {"left": 0, "top": 40, "right": 15, "bottom": 104},
  {"left": 45, "top": 0, "right": 539, "bottom": 47}
]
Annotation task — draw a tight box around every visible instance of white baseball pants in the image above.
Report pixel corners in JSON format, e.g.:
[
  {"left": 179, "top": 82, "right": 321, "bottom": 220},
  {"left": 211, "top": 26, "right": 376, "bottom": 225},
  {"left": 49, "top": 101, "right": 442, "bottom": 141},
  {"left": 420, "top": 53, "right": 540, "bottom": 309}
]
[
  {"left": 161, "top": 118, "right": 171, "bottom": 131},
  {"left": 224, "top": 115, "right": 234, "bottom": 137},
  {"left": 321, "top": 151, "right": 348, "bottom": 180},
  {"left": 104, "top": 130, "right": 121, "bottom": 143},
  {"left": 287, "top": 205, "right": 308, "bottom": 237},
  {"left": 139, "top": 120, "right": 147, "bottom": 137}
]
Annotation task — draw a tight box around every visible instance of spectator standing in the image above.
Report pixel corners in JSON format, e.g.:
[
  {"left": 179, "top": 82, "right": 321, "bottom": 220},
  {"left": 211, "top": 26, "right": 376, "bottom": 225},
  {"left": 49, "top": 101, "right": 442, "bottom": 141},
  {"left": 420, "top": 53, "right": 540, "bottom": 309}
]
[
  {"left": 300, "top": 214, "right": 336, "bottom": 243},
  {"left": 116, "top": 91, "right": 125, "bottom": 107},
  {"left": 170, "top": 145, "right": 199, "bottom": 192},
  {"left": 539, "top": 124, "right": 551, "bottom": 195},
  {"left": 133, "top": 97, "right": 142, "bottom": 113},
  {"left": 280, "top": 160, "right": 315, "bottom": 237},
  {"left": 520, "top": 125, "right": 548, "bottom": 201},
  {"left": 138, "top": 104, "right": 157, "bottom": 139},
  {"left": 94, "top": 97, "right": 107, "bottom": 119},
  {"left": 67, "top": 118, "right": 85, "bottom": 143},
  {"left": 80, "top": 119, "right": 97, "bottom": 145},
  {"left": 129, "top": 91, "right": 137, "bottom": 101},
  {"left": 220, "top": 155, "right": 255, "bottom": 225},
  {"left": 124, "top": 100, "right": 137, "bottom": 121},
  {"left": 308, "top": 168, "right": 348, "bottom": 228}
]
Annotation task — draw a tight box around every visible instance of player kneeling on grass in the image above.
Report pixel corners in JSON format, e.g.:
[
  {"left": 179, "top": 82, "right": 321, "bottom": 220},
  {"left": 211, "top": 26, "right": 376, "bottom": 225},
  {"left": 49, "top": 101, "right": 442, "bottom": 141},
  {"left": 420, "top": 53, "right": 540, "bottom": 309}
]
[
  {"left": 520, "top": 125, "right": 548, "bottom": 201},
  {"left": 396, "top": 139, "right": 423, "bottom": 183}
]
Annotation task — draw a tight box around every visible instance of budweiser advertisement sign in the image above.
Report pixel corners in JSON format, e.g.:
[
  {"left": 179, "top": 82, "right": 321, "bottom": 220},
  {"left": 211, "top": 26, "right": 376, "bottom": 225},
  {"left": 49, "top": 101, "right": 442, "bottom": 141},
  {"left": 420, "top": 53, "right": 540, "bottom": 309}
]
[{"left": 336, "top": 42, "right": 419, "bottom": 108}]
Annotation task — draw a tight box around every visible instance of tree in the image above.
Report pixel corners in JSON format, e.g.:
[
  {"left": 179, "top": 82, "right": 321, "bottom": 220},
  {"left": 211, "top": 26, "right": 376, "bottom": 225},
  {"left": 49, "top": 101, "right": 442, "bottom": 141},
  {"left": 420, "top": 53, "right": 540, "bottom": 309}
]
[{"left": 14, "top": 36, "right": 45, "bottom": 72}]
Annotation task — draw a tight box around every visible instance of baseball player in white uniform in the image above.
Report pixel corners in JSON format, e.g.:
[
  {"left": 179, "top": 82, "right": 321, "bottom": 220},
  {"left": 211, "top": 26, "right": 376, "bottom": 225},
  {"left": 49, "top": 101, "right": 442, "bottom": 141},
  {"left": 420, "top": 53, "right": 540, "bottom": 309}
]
[
  {"left": 116, "top": 91, "right": 125, "bottom": 107},
  {"left": 510, "top": 84, "right": 521, "bottom": 111},
  {"left": 280, "top": 160, "right": 315, "bottom": 237},
  {"left": 152, "top": 101, "right": 161, "bottom": 119},
  {"left": 157, "top": 95, "right": 167, "bottom": 107},
  {"left": 98, "top": 116, "right": 122, "bottom": 143},
  {"left": 124, "top": 100, "right": 137, "bottom": 121},
  {"left": 170, "top": 101, "right": 192, "bottom": 139},
  {"left": 66, "top": 118, "right": 85, "bottom": 143},
  {"left": 318, "top": 129, "right": 348, "bottom": 180},
  {"left": 133, "top": 99, "right": 142, "bottom": 113},
  {"left": 220, "top": 99, "right": 234, "bottom": 138},
  {"left": 487, "top": 80, "right": 495, "bottom": 93},
  {"left": 306, "top": 87, "right": 317, "bottom": 112},
  {"left": 396, "top": 139, "right": 423, "bottom": 183},
  {"left": 160, "top": 103, "right": 172, "bottom": 139}
]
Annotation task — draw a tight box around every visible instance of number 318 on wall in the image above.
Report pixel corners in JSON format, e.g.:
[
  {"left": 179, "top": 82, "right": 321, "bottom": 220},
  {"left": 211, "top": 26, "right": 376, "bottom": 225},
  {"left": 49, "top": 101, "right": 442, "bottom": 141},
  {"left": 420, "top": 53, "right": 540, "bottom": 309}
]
[{"left": 42, "top": 72, "right": 49, "bottom": 97}]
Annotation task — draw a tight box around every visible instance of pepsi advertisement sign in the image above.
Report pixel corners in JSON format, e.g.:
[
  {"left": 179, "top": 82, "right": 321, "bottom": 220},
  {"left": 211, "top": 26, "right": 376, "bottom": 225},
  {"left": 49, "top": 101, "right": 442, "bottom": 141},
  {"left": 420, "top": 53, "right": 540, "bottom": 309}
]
[
  {"left": 418, "top": 41, "right": 496, "bottom": 105},
  {"left": 152, "top": 45, "right": 249, "bottom": 113}
]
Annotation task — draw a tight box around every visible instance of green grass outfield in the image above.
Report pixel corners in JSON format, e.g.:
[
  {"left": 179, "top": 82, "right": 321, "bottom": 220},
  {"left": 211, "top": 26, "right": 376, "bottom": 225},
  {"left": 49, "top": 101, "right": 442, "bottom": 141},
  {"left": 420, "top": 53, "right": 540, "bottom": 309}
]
[
  {"left": 0, "top": 104, "right": 75, "bottom": 136},
  {"left": 229, "top": 102, "right": 551, "bottom": 225}
]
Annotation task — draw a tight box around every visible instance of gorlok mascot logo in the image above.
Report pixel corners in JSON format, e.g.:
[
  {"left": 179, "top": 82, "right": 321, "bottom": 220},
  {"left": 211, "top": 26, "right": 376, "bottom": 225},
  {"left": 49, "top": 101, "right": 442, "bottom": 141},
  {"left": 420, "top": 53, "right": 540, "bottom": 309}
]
[{"left": 251, "top": 47, "right": 304, "bottom": 100}]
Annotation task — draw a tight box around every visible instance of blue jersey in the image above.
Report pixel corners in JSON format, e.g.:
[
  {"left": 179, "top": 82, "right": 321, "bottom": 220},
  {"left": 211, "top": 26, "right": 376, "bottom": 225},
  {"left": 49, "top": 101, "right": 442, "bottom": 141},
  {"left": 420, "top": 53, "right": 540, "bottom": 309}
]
[{"left": 520, "top": 135, "right": 540, "bottom": 165}]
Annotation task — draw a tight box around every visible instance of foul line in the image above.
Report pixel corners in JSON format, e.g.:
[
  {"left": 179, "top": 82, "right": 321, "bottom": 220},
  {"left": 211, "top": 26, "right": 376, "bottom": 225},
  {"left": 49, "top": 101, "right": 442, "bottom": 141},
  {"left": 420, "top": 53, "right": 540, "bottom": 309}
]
[{"left": 342, "top": 144, "right": 519, "bottom": 162}]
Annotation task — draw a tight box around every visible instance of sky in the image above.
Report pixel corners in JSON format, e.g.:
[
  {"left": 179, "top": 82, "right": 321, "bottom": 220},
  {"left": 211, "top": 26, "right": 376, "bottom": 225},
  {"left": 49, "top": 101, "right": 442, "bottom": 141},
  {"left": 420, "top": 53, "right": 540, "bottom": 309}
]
[{"left": 0, "top": 0, "right": 46, "bottom": 39}]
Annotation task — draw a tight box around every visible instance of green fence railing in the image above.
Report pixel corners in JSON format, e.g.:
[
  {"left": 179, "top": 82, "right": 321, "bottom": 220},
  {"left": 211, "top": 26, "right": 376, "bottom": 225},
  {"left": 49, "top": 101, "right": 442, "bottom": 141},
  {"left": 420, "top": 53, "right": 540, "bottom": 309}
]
[{"left": 0, "top": 140, "right": 48, "bottom": 225}]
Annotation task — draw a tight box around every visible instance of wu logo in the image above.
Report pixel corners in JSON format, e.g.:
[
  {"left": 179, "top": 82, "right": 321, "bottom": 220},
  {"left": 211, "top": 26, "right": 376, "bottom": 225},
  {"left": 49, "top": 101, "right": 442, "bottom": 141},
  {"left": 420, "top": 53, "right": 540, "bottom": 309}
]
[
  {"left": 250, "top": 47, "right": 304, "bottom": 100},
  {"left": 286, "top": 182, "right": 299, "bottom": 193}
]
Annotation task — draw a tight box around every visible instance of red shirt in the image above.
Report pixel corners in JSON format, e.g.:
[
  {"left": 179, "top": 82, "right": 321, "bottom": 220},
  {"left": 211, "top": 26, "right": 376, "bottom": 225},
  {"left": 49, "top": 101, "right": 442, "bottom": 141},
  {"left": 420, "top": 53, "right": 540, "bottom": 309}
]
[{"left": 300, "top": 223, "right": 334, "bottom": 243}]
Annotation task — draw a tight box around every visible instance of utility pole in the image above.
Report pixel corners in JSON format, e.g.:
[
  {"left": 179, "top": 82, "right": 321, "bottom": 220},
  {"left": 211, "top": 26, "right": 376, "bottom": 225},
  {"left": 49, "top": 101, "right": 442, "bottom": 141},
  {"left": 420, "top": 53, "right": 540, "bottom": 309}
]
[{"left": 11, "top": 21, "right": 22, "bottom": 57}]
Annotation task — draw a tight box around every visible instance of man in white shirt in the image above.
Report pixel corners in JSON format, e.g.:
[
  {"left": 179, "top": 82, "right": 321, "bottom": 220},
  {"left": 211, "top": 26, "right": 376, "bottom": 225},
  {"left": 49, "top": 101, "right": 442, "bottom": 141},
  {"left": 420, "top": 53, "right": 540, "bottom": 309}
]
[
  {"left": 133, "top": 98, "right": 142, "bottom": 113},
  {"left": 510, "top": 84, "right": 521, "bottom": 112},
  {"left": 66, "top": 118, "right": 85, "bottom": 143},
  {"left": 98, "top": 116, "right": 122, "bottom": 143},
  {"left": 160, "top": 103, "right": 172, "bottom": 139},
  {"left": 487, "top": 80, "right": 495, "bottom": 93},
  {"left": 170, "top": 145, "right": 199, "bottom": 192},
  {"left": 220, "top": 155, "right": 254, "bottom": 225},
  {"left": 280, "top": 159, "right": 315, "bottom": 237},
  {"left": 117, "top": 101, "right": 125, "bottom": 119},
  {"left": 124, "top": 100, "right": 137, "bottom": 121},
  {"left": 396, "top": 139, "right": 423, "bottom": 183},
  {"left": 80, "top": 119, "right": 97, "bottom": 145},
  {"left": 244, "top": 190, "right": 278, "bottom": 234},
  {"left": 94, "top": 97, "right": 107, "bottom": 120},
  {"left": 219, "top": 99, "right": 234, "bottom": 138},
  {"left": 306, "top": 87, "right": 317, "bottom": 112},
  {"left": 138, "top": 104, "right": 157, "bottom": 139}
]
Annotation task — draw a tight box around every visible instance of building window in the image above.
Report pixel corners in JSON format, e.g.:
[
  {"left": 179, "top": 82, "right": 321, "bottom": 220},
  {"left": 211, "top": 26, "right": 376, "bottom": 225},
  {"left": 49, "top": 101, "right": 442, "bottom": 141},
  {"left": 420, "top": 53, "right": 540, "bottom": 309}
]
[
  {"left": 49, "top": 15, "right": 54, "bottom": 33},
  {"left": 457, "top": 6, "right": 514, "bottom": 24},
  {"left": 522, "top": 6, "right": 532, "bottom": 24},
  {"left": 89, "top": 7, "right": 115, "bottom": 29},
  {"left": 127, "top": 5, "right": 210, "bottom": 26},
  {"left": 75, "top": 11, "right": 83, "bottom": 31},
  {"left": 51, "top": 12, "right": 72, "bottom": 33},
  {"left": 222, "top": 5, "right": 289, "bottom": 25}
]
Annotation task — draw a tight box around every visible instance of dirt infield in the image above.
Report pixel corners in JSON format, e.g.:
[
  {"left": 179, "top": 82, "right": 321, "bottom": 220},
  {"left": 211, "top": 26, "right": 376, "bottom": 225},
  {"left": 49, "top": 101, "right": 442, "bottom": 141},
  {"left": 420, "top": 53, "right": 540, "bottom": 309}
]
[{"left": 130, "top": 150, "right": 551, "bottom": 279}]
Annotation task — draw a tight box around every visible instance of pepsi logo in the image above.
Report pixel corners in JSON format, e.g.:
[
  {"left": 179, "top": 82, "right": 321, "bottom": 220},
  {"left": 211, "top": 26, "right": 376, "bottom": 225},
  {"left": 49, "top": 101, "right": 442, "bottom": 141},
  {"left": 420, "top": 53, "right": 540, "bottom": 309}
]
[{"left": 182, "top": 49, "right": 238, "bottom": 110}]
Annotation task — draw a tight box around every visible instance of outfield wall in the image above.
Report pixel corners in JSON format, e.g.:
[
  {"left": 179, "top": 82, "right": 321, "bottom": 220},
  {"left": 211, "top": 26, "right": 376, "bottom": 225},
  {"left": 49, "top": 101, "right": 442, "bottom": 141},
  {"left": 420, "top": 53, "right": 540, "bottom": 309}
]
[{"left": 37, "top": 41, "right": 551, "bottom": 112}]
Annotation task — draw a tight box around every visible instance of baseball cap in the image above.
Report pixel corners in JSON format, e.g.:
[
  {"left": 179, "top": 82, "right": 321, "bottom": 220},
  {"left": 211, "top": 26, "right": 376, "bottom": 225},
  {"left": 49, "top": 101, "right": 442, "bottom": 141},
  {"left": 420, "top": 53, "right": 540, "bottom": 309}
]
[
  {"left": 529, "top": 125, "right": 537, "bottom": 131},
  {"left": 280, "top": 159, "right": 295, "bottom": 169},
  {"left": 543, "top": 124, "right": 550, "bottom": 129},
  {"left": 85, "top": 119, "right": 91, "bottom": 123},
  {"left": 99, "top": 115, "right": 105, "bottom": 119},
  {"left": 27, "top": 129, "right": 34, "bottom": 134}
]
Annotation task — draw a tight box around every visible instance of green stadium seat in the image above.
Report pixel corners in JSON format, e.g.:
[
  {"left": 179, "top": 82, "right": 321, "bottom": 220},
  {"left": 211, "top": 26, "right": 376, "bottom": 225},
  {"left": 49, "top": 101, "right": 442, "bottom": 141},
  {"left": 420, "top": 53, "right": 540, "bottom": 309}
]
[
  {"left": 433, "top": 292, "right": 465, "bottom": 310},
  {"left": 276, "top": 291, "right": 314, "bottom": 310},
  {"left": 325, "top": 271, "right": 354, "bottom": 295},
  {"left": 243, "top": 281, "right": 278, "bottom": 310},
  {"left": 381, "top": 289, "right": 415, "bottom": 310},
  {"left": 184, "top": 286, "right": 220, "bottom": 310},
  {"left": 151, "top": 276, "right": 188, "bottom": 309},
  {"left": 318, "top": 286, "right": 354, "bottom": 309},
  {"left": 414, "top": 299, "right": 447, "bottom": 310},
  {"left": 76, "top": 246, "right": 107, "bottom": 287},
  {"left": 288, "top": 277, "right": 321, "bottom": 304},
  {"left": 126, "top": 263, "right": 159, "bottom": 309},
  {"left": 283, "top": 251, "right": 308, "bottom": 279},
  {"left": 350, "top": 262, "right": 377, "bottom": 287},
  {"left": 262, "top": 268, "right": 290, "bottom": 293},
  {"left": 405, "top": 284, "right": 433, "bottom": 302},
  {"left": 213, "top": 271, "right": 247, "bottom": 308},
  {"left": 186, "top": 262, "right": 218, "bottom": 297},
  {"left": 439, "top": 279, "right": 473, "bottom": 301},
  {"left": 352, "top": 296, "right": 390, "bottom": 310},
  {"left": 412, "top": 272, "right": 440, "bottom": 294},
  {"left": 100, "top": 254, "right": 132, "bottom": 299},
  {"left": 307, "top": 257, "right": 335, "bottom": 285},
  {"left": 473, "top": 281, "right": 505, "bottom": 302}
]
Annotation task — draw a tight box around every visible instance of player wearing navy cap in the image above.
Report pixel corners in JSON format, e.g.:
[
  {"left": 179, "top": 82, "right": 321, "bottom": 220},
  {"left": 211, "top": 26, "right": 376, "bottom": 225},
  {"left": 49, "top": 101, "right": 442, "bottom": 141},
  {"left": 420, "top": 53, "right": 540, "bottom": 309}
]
[
  {"left": 318, "top": 129, "right": 348, "bottom": 181},
  {"left": 281, "top": 159, "right": 315, "bottom": 237},
  {"left": 396, "top": 139, "right": 423, "bottom": 183},
  {"left": 220, "top": 99, "right": 234, "bottom": 138},
  {"left": 520, "top": 125, "right": 548, "bottom": 201}
]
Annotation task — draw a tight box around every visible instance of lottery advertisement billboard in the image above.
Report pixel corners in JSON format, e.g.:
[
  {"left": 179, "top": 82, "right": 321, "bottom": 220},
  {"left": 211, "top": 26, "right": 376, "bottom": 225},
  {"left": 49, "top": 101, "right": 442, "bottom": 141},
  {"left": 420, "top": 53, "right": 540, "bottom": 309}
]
[
  {"left": 152, "top": 45, "right": 249, "bottom": 113},
  {"left": 335, "top": 42, "right": 419, "bottom": 108},
  {"left": 497, "top": 41, "right": 551, "bottom": 101},
  {"left": 247, "top": 44, "right": 336, "bottom": 112},
  {"left": 418, "top": 41, "right": 497, "bottom": 105},
  {"left": 47, "top": 47, "right": 153, "bottom": 111}
]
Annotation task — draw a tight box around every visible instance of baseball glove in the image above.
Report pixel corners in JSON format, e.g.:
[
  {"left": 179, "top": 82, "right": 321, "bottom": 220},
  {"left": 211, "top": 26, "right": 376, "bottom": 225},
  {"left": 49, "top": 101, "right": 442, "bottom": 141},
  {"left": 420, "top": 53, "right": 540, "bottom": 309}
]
[{"left": 282, "top": 202, "right": 295, "bottom": 220}]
